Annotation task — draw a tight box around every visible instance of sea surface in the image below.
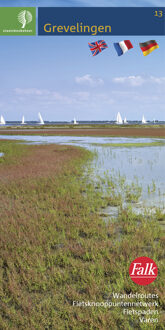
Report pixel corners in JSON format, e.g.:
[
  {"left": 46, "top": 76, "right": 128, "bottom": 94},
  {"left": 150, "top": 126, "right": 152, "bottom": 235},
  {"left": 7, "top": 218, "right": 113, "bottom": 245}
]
[{"left": 1, "top": 120, "right": 165, "bottom": 126}]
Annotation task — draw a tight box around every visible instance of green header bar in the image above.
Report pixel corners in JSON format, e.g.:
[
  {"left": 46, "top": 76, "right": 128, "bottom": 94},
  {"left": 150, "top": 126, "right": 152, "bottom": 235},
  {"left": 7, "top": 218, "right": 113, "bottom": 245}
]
[{"left": 0, "top": 7, "right": 36, "bottom": 36}]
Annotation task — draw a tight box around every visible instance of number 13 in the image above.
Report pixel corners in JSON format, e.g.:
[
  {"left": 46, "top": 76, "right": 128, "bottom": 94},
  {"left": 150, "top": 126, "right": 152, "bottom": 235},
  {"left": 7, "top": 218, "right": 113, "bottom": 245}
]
[{"left": 154, "top": 10, "right": 163, "bottom": 18}]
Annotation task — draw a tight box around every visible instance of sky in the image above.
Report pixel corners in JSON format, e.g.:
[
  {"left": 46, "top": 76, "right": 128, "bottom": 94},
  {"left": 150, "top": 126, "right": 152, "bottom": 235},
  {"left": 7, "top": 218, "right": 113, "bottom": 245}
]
[
  {"left": 0, "top": 0, "right": 164, "bottom": 121},
  {"left": 0, "top": 0, "right": 165, "bottom": 7}
]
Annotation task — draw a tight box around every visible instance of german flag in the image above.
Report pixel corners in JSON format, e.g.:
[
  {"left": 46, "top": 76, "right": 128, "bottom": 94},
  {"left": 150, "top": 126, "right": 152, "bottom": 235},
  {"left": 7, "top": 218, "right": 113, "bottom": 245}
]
[{"left": 139, "top": 40, "right": 159, "bottom": 56}]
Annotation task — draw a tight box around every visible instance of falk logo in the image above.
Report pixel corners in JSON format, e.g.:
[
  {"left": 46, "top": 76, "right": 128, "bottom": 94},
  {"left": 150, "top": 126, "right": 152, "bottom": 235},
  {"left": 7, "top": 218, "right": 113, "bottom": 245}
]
[
  {"left": 18, "top": 10, "right": 32, "bottom": 29},
  {"left": 129, "top": 256, "right": 158, "bottom": 286}
]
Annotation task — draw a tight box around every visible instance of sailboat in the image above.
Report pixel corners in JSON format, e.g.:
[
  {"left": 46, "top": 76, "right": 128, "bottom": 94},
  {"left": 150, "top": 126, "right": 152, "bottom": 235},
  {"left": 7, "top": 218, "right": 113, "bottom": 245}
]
[
  {"left": 21, "top": 116, "right": 26, "bottom": 125},
  {"left": 124, "top": 117, "right": 128, "bottom": 124},
  {"left": 73, "top": 118, "right": 78, "bottom": 125},
  {"left": 116, "top": 112, "right": 123, "bottom": 124},
  {"left": 142, "top": 115, "right": 146, "bottom": 124},
  {"left": 38, "top": 112, "right": 44, "bottom": 125},
  {"left": 0, "top": 115, "right": 5, "bottom": 125}
]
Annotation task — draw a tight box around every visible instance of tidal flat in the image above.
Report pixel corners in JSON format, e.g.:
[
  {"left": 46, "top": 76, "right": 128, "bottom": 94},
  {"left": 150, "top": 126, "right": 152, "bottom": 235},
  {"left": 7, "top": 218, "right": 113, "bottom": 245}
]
[{"left": 0, "top": 138, "right": 164, "bottom": 329}]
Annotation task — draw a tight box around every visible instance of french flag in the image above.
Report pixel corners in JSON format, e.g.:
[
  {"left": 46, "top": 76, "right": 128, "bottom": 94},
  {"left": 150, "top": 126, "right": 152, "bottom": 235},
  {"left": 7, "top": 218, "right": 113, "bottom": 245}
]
[{"left": 114, "top": 40, "right": 133, "bottom": 56}]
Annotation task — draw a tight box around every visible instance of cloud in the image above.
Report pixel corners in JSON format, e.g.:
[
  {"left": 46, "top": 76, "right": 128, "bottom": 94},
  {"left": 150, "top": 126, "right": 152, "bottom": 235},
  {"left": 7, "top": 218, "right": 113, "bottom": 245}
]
[
  {"left": 113, "top": 75, "right": 165, "bottom": 87},
  {"left": 13, "top": 87, "right": 115, "bottom": 109},
  {"left": 75, "top": 74, "right": 104, "bottom": 87},
  {"left": 14, "top": 88, "right": 63, "bottom": 99},
  {"left": 14, "top": 88, "right": 47, "bottom": 96},
  {"left": 14, "top": 88, "right": 92, "bottom": 106},
  {"left": 14, "top": 88, "right": 73, "bottom": 104},
  {"left": 150, "top": 76, "right": 165, "bottom": 84},
  {"left": 113, "top": 76, "right": 145, "bottom": 86},
  {"left": 73, "top": 91, "right": 90, "bottom": 101}
]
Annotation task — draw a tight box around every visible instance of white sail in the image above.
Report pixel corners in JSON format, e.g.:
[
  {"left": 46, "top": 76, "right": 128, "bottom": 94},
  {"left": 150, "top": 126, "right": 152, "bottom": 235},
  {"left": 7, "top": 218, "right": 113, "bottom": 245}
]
[
  {"left": 142, "top": 115, "right": 146, "bottom": 124},
  {"left": 0, "top": 115, "right": 5, "bottom": 125},
  {"left": 21, "top": 116, "right": 26, "bottom": 124},
  {"left": 116, "top": 112, "right": 123, "bottom": 124},
  {"left": 124, "top": 117, "right": 128, "bottom": 124},
  {"left": 73, "top": 118, "right": 78, "bottom": 125},
  {"left": 38, "top": 112, "right": 44, "bottom": 125}
]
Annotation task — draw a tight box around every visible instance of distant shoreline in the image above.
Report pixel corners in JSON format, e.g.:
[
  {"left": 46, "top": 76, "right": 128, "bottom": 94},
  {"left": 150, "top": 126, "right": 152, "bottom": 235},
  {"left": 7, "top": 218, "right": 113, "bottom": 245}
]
[{"left": 0, "top": 126, "right": 165, "bottom": 138}]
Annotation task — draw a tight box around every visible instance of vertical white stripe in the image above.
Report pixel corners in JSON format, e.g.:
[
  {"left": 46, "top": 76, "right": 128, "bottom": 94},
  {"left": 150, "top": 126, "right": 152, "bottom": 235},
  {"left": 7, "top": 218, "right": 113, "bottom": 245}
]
[{"left": 119, "top": 41, "right": 128, "bottom": 54}]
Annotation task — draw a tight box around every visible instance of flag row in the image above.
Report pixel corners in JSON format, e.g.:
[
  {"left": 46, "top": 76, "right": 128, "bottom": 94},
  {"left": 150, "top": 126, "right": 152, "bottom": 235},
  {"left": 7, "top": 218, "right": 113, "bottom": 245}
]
[{"left": 88, "top": 40, "right": 159, "bottom": 57}]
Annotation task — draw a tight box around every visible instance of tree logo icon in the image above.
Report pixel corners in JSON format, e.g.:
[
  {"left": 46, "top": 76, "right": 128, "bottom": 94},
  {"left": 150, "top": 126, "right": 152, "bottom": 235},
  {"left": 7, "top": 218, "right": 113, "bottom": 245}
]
[{"left": 18, "top": 10, "right": 32, "bottom": 29}]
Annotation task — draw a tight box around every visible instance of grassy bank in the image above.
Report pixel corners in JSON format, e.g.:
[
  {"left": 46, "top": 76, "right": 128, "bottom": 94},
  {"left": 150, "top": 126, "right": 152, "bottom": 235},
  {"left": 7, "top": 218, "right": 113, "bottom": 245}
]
[
  {"left": 0, "top": 124, "right": 165, "bottom": 130},
  {"left": 0, "top": 125, "right": 165, "bottom": 139},
  {"left": 0, "top": 141, "right": 164, "bottom": 329}
]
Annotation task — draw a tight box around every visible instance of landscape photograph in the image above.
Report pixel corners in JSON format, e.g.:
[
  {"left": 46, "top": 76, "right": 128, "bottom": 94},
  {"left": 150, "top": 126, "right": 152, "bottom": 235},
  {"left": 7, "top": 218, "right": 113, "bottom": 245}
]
[{"left": 0, "top": 0, "right": 165, "bottom": 329}]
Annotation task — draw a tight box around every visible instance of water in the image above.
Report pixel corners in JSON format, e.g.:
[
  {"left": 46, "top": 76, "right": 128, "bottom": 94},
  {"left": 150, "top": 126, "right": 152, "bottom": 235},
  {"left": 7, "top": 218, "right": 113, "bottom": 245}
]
[
  {"left": 0, "top": 153, "right": 3, "bottom": 157},
  {"left": 93, "top": 145, "right": 165, "bottom": 208},
  {"left": 1, "top": 120, "right": 165, "bottom": 127},
  {"left": 0, "top": 134, "right": 164, "bottom": 211}
]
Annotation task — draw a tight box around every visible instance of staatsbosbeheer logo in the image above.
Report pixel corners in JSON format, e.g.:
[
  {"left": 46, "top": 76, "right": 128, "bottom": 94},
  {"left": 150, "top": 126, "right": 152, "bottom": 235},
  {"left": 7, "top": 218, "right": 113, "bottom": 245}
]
[
  {"left": 0, "top": 7, "right": 36, "bottom": 36},
  {"left": 18, "top": 10, "right": 33, "bottom": 29},
  {"left": 129, "top": 256, "right": 158, "bottom": 286}
]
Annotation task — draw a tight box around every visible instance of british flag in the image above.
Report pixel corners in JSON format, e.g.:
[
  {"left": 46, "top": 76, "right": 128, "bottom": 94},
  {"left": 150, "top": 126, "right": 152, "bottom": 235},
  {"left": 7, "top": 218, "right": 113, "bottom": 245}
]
[{"left": 88, "top": 40, "right": 108, "bottom": 56}]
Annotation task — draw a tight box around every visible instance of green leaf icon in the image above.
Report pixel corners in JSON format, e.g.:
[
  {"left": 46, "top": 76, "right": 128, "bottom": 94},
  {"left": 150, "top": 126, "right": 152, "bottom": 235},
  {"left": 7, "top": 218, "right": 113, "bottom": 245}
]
[{"left": 18, "top": 10, "right": 32, "bottom": 29}]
